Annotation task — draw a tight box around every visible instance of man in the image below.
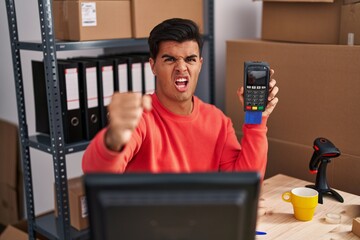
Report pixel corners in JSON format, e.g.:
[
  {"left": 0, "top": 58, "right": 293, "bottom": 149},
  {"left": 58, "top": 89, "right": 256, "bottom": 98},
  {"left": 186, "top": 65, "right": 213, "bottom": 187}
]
[{"left": 82, "top": 18, "right": 279, "bottom": 178}]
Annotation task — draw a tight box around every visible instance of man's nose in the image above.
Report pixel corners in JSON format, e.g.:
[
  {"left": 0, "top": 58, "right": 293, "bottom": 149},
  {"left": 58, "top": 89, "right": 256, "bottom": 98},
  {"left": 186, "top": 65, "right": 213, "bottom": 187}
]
[{"left": 175, "top": 59, "right": 187, "bottom": 71}]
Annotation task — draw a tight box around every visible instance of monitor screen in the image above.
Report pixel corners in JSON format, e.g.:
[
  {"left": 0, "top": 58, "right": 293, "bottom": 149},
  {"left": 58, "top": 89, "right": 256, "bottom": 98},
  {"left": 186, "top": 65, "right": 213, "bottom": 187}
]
[{"left": 84, "top": 172, "right": 261, "bottom": 240}]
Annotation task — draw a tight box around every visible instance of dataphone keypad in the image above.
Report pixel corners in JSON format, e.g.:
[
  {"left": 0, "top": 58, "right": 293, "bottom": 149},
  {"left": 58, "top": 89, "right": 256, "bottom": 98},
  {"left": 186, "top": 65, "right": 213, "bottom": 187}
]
[{"left": 245, "top": 86, "right": 267, "bottom": 111}]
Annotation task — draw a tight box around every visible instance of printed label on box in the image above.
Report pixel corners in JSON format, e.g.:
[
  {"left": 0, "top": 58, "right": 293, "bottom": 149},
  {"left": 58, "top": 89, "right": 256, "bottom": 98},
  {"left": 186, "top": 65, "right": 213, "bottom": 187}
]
[
  {"left": 81, "top": 2, "right": 97, "bottom": 27},
  {"left": 81, "top": 196, "right": 88, "bottom": 218}
]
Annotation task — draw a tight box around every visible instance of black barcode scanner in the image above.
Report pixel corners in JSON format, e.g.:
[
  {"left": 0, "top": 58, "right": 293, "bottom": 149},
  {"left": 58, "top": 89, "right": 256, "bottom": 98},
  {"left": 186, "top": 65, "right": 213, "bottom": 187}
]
[
  {"left": 309, "top": 138, "right": 340, "bottom": 173},
  {"left": 306, "top": 138, "right": 343, "bottom": 204}
]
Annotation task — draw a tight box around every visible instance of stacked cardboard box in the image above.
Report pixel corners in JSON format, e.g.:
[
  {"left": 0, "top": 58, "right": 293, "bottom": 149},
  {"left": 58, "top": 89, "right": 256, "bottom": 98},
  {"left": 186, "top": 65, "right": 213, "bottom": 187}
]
[
  {"left": 54, "top": 176, "right": 88, "bottom": 231},
  {"left": 262, "top": 0, "right": 343, "bottom": 44},
  {"left": 0, "top": 225, "right": 28, "bottom": 240},
  {"left": 340, "top": 0, "right": 360, "bottom": 45},
  {"left": 0, "top": 215, "right": 48, "bottom": 240},
  {"left": 130, "top": 0, "right": 204, "bottom": 38},
  {"left": 353, "top": 218, "right": 360, "bottom": 237},
  {"left": 226, "top": 39, "right": 360, "bottom": 195},
  {"left": 262, "top": 0, "right": 360, "bottom": 45},
  {"left": 0, "top": 120, "right": 23, "bottom": 226},
  {"left": 53, "top": 0, "right": 132, "bottom": 41},
  {"left": 225, "top": 0, "right": 360, "bottom": 196},
  {"left": 52, "top": 0, "right": 204, "bottom": 41}
]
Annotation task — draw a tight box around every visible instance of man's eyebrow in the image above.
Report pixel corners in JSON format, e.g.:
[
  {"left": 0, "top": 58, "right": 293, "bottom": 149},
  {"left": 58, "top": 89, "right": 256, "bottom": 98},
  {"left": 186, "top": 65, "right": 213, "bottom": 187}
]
[
  {"left": 186, "top": 54, "right": 198, "bottom": 58},
  {"left": 161, "top": 54, "right": 174, "bottom": 59},
  {"left": 161, "top": 54, "right": 199, "bottom": 59}
]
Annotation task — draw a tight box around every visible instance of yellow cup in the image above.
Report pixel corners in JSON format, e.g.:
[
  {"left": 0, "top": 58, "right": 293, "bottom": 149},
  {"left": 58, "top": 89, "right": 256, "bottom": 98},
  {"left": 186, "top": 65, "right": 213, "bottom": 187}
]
[{"left": 282, "top": 187, "right": 318, "bottom": 221}]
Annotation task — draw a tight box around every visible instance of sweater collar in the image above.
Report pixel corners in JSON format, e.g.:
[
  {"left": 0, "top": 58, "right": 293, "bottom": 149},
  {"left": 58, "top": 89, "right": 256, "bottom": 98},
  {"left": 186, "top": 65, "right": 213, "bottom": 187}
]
[{"left": 151, "top": 93, "right": 199, "bottom": 121}]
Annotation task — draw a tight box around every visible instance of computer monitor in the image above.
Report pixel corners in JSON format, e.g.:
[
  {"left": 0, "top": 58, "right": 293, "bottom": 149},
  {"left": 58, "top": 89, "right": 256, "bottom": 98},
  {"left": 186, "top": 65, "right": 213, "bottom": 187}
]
[{"left": 84, "top": 172, "right": 261, "bottom": 240}]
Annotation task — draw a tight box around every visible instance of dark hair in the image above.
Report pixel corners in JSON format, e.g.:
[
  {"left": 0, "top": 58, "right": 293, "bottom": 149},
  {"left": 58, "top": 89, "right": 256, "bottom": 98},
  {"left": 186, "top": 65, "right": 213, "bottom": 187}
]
[{"left": 148, "top": 18, "right": 203, "bottom": 59}]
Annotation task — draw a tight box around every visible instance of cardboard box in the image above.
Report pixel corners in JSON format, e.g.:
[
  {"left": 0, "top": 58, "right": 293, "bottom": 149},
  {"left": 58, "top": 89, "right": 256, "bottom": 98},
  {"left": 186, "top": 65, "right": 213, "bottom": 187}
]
[
  {"left": 0, "top": 225, "right": 28, "bottom": 240},
  {"left": 53, "top": 0, "right": 132, "bottom": 41},
  {"left": 339, "top": 3, "right": 360, "bottom": 45},
  {"left": 0, "top": 120, "right": 19, "bottom": 188},
  {"left": 0, "top": 183, "right": 19, "bottom": 225},
  {"left": 353, "top": 217, "right": 360, "bottom": 237},
  {"left": 265, "top": 139, "right": 360, "bottom": 196},
  {"left": 54, "top": 176, "right": 88, "bottom": 231},
  {"left": 261, "top": 0, "right": 343, "bottom": 44},
  {"left": 226, "top": 39, "right": 360, "bottom": 194},
  {"left": 131, "top": 0, "right": 204, "bottom": 38},
  {"left": 226, "top": 39, "right": 360, "bottom": 155},
  {"left": 344, "top": 0, "right": 360, "bottom": 4},
  {"left": 0, "top": 120, "right": 23, "bottom": 225},
  {"left": 332, "top": 154, "right": 360, "bottom": 195},
  {"left": 264, "top": 139, "right": 316, "bottom": 184},
  {"left": 0, "top": 219, "right": 47, "bottom": 240}
]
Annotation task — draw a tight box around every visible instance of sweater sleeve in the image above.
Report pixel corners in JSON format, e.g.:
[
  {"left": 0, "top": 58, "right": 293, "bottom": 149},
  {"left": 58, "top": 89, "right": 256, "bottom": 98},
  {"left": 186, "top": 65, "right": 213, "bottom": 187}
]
[
  {"left": 82, "top": 128, "right": 128, "bottom": 173},
  {"left": 219, "top": 116, "right": 268, "bottom": 178},
  {"left": 82, "top": 116, "right": 146, "bottom": 173}
]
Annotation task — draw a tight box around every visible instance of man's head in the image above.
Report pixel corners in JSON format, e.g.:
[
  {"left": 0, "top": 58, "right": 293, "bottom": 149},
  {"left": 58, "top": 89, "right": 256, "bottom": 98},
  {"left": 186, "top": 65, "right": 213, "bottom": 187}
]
[
  {"left": 148, "top": 18, "right": 203, "bottom": 115},
  {"left": 148, "top": 18, "right": 203, "bottom": 60}
]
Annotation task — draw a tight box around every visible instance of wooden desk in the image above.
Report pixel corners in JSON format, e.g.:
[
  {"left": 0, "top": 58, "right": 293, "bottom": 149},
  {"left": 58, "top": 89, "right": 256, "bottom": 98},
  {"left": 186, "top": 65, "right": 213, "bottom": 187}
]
[{"left": 256, "top": 174, "right": 360, "bottom": 240}]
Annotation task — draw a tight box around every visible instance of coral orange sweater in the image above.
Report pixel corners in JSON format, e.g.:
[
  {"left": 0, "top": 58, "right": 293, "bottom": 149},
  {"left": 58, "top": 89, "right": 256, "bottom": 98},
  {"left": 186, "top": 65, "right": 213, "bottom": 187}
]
[{"left": 82, "top": 94, "right": 268, "bottom": 178}]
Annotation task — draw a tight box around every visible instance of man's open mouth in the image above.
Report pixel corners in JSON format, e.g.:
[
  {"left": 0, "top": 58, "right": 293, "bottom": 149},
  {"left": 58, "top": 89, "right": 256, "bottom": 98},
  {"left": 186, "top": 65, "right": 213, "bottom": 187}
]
[{"left": 175, "top": 78, "right": 189, "bottom": 91}]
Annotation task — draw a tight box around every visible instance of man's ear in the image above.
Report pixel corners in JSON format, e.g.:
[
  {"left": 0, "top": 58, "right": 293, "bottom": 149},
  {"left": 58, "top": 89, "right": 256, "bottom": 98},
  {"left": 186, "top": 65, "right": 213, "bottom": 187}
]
[
  {"left": 149, "top": 58, "right": 156, "bottom": 75},
  {"left": 199, "top": 57, "right": 203, "bottom": 73}
]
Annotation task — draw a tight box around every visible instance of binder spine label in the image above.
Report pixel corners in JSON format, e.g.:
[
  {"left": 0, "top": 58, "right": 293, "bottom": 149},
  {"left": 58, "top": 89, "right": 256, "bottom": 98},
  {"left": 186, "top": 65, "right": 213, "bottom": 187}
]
[
  {"left": 118, "top": 64, "right": 128, "bottom": 93},
  {"left": 86, "top": 67, "right": 98, "bottom": 108},
  {"left": 65, "top": 68, "right": 80, "bottom": 110},
  {"left": 132, "top": 63, "right": 142, "bottom": 93},
  {"left": 102, "top": 66, "right": 114, "bottom": 106}
]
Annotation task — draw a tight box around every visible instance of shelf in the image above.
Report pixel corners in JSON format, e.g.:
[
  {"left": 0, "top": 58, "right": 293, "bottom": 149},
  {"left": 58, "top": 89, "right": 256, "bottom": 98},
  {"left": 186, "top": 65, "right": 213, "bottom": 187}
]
[
  {"left": 17, "top": 38, "right": 147, "bottom": 51},
  {"left": 29, "top": 135, "right": 89, "bottom": 154},
  {"left": 17, "top": 34, "right": 212, "bottom": 52},
  {"left": 6, "top": 0, "right": 214, "bottom": 238},
  {"left": 36, "top": 212, "right": 89, "bottom": 240},
  {"left": 16, "top": 35, "right": 213, "bottom": 51}
]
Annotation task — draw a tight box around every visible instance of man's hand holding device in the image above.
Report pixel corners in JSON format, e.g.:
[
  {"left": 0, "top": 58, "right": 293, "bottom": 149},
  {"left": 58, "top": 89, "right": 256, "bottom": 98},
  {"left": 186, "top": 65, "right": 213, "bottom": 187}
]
[{"left": 237, "top": 61, "right": 279, "bottom": 123}]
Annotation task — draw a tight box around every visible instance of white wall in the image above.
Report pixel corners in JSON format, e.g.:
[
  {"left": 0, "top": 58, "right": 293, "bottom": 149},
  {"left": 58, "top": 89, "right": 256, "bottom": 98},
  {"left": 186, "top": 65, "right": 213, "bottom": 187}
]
[
  {"left": 214, "top": 0, "right": 262, "bottom": 109},
  {"left": 0, "top": 0, "right": 261, "bottom": 215}
]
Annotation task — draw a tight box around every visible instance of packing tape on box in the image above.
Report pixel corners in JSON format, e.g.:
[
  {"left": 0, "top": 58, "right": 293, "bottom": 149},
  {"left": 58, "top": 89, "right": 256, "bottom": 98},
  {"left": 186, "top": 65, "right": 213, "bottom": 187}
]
[
  {"left": 325, "top": 213, "right": 341, "bottom": 224},
  {"left": 245, "top": 111, "right": 262, "bottom": 124}
]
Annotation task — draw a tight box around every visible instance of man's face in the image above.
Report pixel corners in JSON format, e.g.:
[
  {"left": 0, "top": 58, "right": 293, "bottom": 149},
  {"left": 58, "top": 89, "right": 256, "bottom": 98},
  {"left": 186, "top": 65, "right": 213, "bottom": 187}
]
[{"left": 150, "top": 40, "right": 203, "bottom": 108}]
